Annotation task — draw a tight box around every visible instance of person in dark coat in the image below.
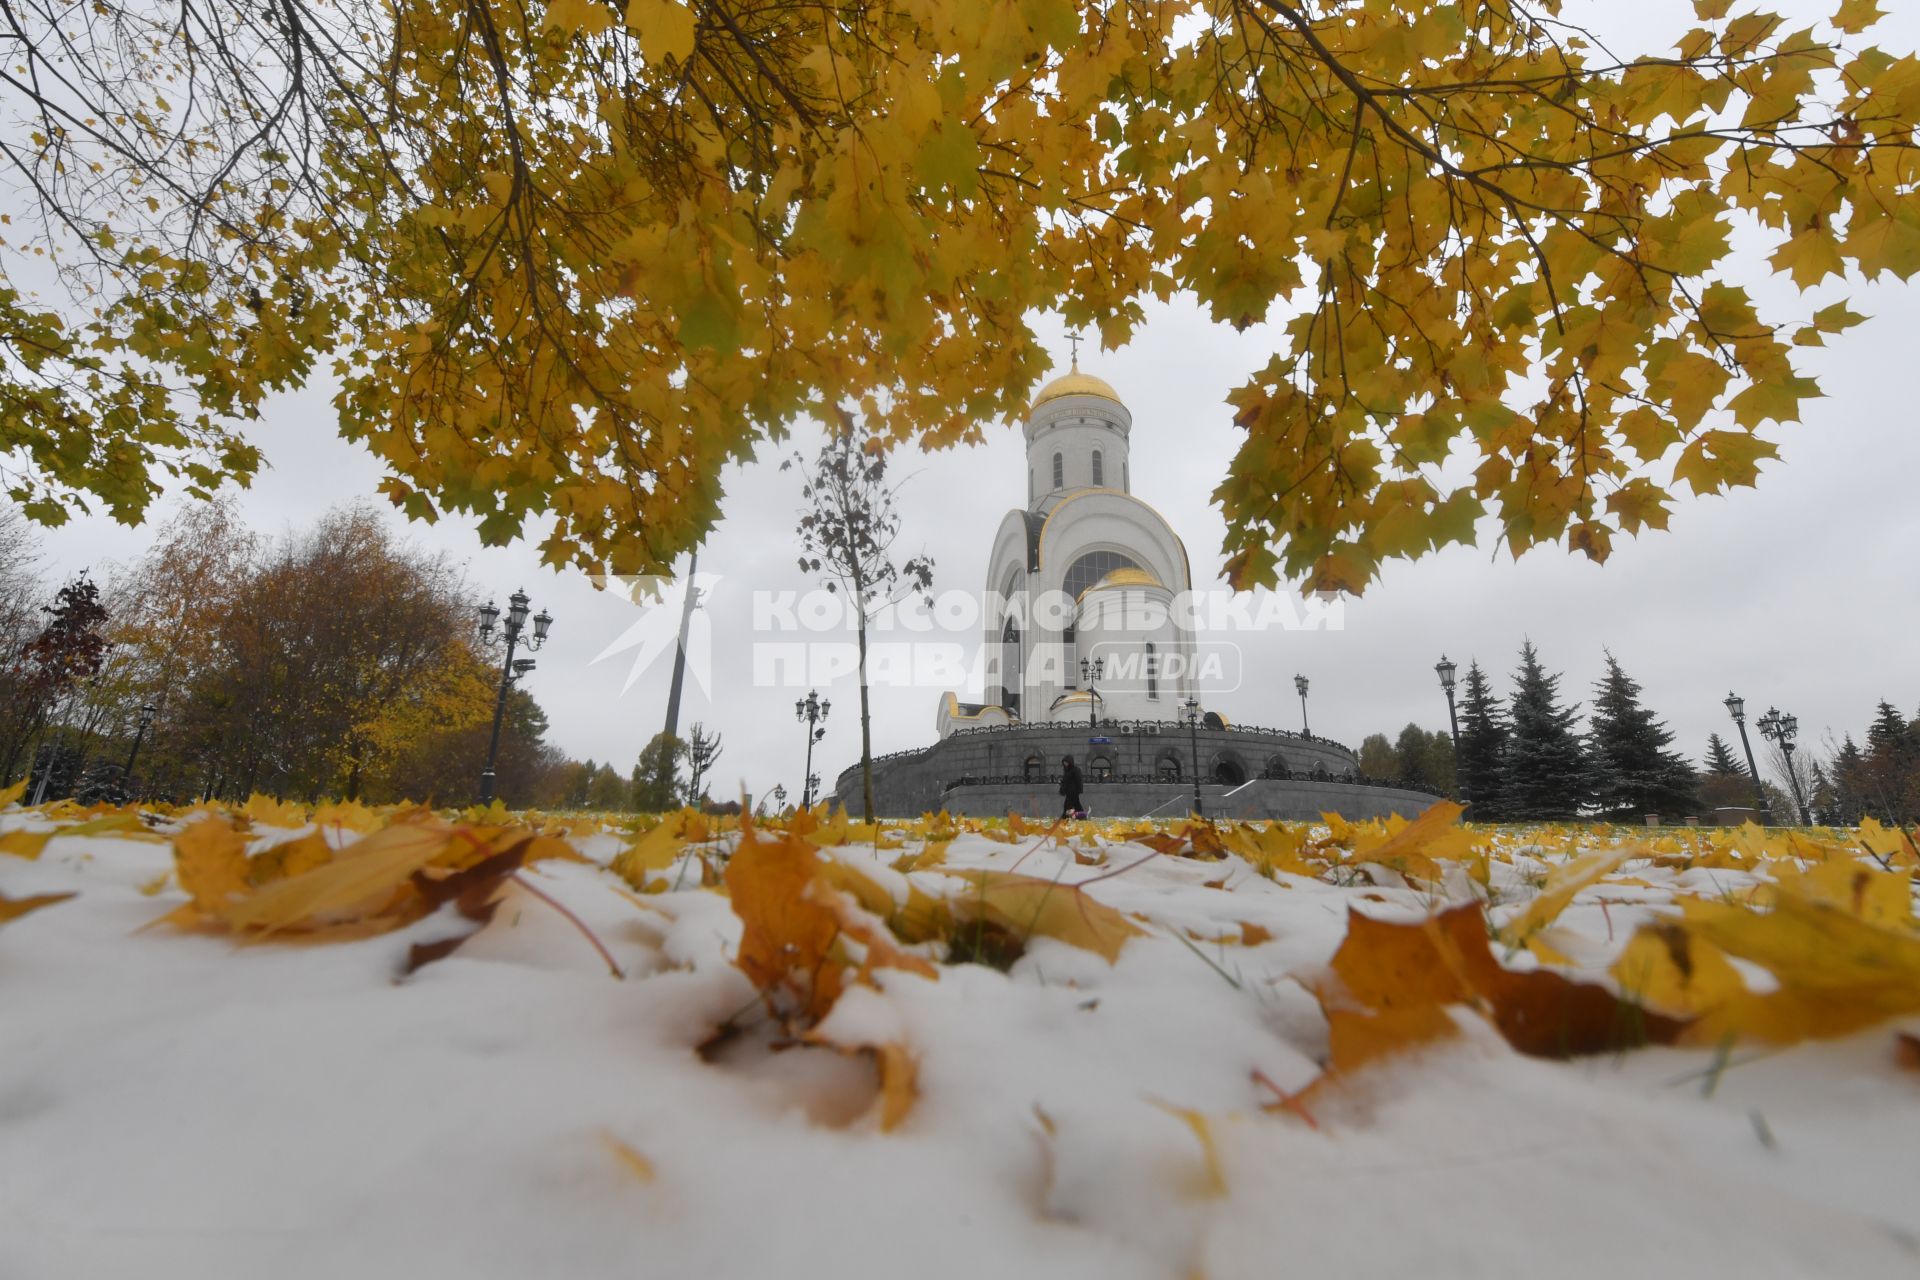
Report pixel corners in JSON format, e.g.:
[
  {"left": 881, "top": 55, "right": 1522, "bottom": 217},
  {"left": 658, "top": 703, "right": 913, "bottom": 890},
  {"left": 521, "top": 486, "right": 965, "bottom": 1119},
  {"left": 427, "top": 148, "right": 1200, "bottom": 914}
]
[{"left": 1059, "top": 754, "right": 1085, "bottom": 819}]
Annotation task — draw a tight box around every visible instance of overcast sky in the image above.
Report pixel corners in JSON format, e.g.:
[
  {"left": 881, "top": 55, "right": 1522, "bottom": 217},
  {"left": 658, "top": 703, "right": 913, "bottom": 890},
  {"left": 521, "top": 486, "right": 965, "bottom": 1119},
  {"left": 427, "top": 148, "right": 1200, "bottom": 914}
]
[{"left": 23, "top": 0, "right": 1920, "bottom": 802}]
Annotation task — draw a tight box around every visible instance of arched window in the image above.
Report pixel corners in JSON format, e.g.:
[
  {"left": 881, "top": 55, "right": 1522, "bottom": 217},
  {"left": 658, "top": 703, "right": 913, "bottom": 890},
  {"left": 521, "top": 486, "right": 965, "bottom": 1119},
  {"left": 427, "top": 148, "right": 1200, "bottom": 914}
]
[
  {"left": 1157, "top": 754, "right": 1182, "bottom": 782},
  {"left": 1092, "top": 450, "right": 1104, "bottom": 486},
  {"left": 1052, "top": 452, "right": 1064, "bottom": 489},
  {"left": 1090, "top": 755, "right": 1113, "bottom": 782},
  {"left": 1213, "top": 758, "right": 1247, "bottom": 786},
  {"left": 1123, "top": 462, "right": 1129, "bottom": 490},
  {"left": 1145, "top": 642, "right": 1158, "bottom": 700},
  {"left": 1024, "top": 754, "right": 1043, "bottom": 781},
  {"left": 1062, "top": 549, "right": 1141, "bottom": 601}
]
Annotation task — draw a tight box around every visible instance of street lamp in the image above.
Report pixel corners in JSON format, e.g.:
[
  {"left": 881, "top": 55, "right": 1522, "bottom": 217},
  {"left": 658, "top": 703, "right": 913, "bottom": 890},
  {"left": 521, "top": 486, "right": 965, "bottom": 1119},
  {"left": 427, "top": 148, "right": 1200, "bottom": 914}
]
[
  {"left": 1756, "top": 707, "right": 1811, "bottom": 826},
  {"left": 122, "top": 703, "right": 157, "bottom": 796},
  {"left": 1079, "top": 656, "right": 1104, "bottom": 732},
  {"left": 476, "top": 588, "right": 552, "bottom": 804},
  {"left": 796, "top": 690, "right": 830, "bottom": 809},
  {"left": 1434, "top": 656, "right": 1467, "bottom": 805},
  {"left": 1181, "top": 696, "right": 1205, "bottom": 818},
  {"left": 1294, "top": 674, "right": 1310, "bottom": 738},
  {"left": 1723, "top": 693, "right": 1769, "bottom": 821}
]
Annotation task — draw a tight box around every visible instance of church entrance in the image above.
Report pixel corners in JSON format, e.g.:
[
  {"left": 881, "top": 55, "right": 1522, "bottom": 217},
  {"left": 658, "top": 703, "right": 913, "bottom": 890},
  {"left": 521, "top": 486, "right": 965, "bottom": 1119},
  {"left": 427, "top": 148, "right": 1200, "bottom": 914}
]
[{"left": 1212, "top": 758, "right": 1247, "bottom": 786}]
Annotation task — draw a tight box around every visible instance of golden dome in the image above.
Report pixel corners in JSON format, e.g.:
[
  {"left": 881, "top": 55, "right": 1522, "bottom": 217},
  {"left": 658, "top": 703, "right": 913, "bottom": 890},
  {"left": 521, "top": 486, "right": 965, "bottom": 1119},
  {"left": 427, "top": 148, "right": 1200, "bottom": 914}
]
[
  {"left": 1031, "top": 369, "right": 1122, "bottom": 410},
  {"left": 1096, "top": 566, "right": 1162, "bottom": 590}
]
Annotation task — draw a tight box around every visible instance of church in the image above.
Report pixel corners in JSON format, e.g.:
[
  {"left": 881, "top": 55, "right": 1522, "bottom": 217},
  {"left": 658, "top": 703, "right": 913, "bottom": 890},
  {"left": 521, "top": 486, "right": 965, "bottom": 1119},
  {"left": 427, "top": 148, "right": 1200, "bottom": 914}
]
[
  {"left": 936, "top": 357, "right": 1201, "bottom": 738},
  {"left": 834, "top": 362, "right": 1442, "bottom": 821}
]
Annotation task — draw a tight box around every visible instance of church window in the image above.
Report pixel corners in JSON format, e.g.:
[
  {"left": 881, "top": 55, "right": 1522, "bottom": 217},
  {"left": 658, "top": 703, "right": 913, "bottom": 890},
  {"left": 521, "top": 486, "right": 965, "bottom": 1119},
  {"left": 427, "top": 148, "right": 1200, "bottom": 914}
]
[
  {"left": 1052, "top": 452, "right": 1064, "bottom": 489},
  {"left": 1024, "top": 754, "right": 1043, "bottom": 781},
  {"left": 1092, "top": 450, "right": 1104, "bottom": 486},
  {"left": 1146, "top": 642, "right": 1158, "bottom": 700},
  {"left": 1090, "top": 755, "right": 1113, "bottom": 782},
  {"left": 1123, "top": 462, "right": 1129, "bottom": 490},
  {"left": 1062, "top": 549, "right": 1141, "bottom": 601},
  {"left": 1157, "top": 754, "right": 1181, "bottom": 782}
]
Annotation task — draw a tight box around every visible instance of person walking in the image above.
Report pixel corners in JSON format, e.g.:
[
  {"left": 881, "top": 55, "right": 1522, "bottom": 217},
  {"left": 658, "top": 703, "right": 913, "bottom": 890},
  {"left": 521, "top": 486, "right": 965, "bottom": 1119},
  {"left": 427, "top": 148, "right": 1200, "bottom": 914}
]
[{"left": 1059, "top": 754, "right": 1085, "bottom": 819}]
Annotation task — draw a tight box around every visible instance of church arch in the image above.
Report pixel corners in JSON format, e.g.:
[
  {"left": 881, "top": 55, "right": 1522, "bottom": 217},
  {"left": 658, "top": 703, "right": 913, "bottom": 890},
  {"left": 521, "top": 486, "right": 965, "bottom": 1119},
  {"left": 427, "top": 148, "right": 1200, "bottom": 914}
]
[
  {"left": 1212, "top": 755, "right": 1247, "bottom": 786},
  {"left": 1024, "top": 754, "right": 1043, "bottom": 781},
  {"left": 1156, "top": 752, "right": 1182, "bottom": 782},
  {"left": 1089, "top": 754, "right": 1113, "bottom": 782}
]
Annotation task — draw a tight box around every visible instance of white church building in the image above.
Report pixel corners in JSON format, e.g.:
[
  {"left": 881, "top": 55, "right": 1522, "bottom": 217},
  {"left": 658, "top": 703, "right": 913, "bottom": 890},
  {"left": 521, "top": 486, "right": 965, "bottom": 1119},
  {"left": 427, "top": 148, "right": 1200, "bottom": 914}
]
[{"left": 935, "top": 362, "right": 1204, "bottom": 738}]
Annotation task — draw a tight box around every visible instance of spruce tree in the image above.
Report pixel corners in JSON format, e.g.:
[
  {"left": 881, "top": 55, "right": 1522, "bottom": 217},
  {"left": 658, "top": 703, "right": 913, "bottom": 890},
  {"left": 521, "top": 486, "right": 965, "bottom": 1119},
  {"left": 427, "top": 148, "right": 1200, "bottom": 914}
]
[
  {"left": 1703, "top": 733, "right": 1744, "bottom": 777},
  {"left": 1586, "top": 653, "right": 1700, "bottom": 818},
  {"left": 1455, "top": 660, "right": 1508, "bottom": 820},
  {"left": 1831, "top": 735, "right": 1870, "bottom": 825},
  {"left": 1500, "top": 641, "right": 1589, "bottom": 820},
  {"left": 1863, "top": 701, "right": 1916, "bottom": 822}
]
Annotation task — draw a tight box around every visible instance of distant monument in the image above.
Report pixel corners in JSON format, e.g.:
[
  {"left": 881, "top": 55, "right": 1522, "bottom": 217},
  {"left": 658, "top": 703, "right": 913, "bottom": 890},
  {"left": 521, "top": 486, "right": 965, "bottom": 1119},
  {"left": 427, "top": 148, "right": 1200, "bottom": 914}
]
[{"left": 833, "top": 361, "right": 1442, "bottom": 820}]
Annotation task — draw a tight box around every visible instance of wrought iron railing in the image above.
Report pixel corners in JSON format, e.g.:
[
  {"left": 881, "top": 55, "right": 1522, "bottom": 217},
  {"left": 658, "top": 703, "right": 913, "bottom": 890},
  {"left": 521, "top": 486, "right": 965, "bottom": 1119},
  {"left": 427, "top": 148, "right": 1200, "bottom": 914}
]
[
  {"left": 937, "top": 772, "right": 1444, "bottom": 797},
  {"left": 835, "top": 721, "right": 1367, "bottom": 791}
]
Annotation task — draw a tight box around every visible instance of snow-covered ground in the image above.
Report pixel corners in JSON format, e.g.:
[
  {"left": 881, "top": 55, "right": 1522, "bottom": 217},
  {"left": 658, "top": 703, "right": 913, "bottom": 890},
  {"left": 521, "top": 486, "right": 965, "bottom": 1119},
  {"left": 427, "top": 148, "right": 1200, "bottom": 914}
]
[{"left": 3, "top": 804, "right": 1917, "bottom": 1279}]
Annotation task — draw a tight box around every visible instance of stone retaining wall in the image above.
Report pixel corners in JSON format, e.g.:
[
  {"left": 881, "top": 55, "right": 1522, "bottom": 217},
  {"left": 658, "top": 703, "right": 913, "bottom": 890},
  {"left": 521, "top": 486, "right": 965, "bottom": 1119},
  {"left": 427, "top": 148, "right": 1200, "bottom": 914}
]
[
  {"left": 930, "top": 778, "right": 1443, "bottom": 822},
  {"left": 829, "top": 722, "right": 1439, "bottom": 819}
]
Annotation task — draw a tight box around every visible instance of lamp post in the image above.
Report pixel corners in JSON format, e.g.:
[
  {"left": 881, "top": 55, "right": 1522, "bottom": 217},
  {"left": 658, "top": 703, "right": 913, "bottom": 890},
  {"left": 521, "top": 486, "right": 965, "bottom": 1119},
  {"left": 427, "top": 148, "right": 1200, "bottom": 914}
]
[
  {"left": 1434, "top": 656, "right": 1467, "bottom": 804},
  {"left": 1723, "top": 693, "right": 1769, "bottom": 821},
  {"left": 122, "top": 703, "right": 156, "bottom": 796},
  {"left": 1079, "top": 656, "right": 1104, "bottom": 732},
  {"left": 1181, "top": 696, "right": 1205, "bottom": 818},
  {"left": 1294, "top": 674, "right": 1311, "bottom": 738},
  {"left": 796, "top": 690, "right": 830, "bottom": 809},
  {"left": 1756, "top": 707, "right": 1811, "bottom": 826},
  {"left": 476, "top": 589, "right": 552, "bottom": 804}
]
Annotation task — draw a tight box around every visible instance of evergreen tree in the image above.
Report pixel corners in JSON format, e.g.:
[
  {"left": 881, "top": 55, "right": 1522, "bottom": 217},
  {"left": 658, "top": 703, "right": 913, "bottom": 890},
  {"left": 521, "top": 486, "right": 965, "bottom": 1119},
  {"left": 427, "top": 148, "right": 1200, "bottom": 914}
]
[
  {"left": 1864, "top": 700, "right": 1917, "bottom": 822},
  {"left": 1831, "top": 735, "right": 1871, "bottom": 825},
  {"left": 1586, "top": 653, "right": 1699, "bottom": 818},
  {"left": 1455, "top": 660, "right": 1508, "bottom": 820},
  {"left": 1500, "top": 641, "right": 1589, "bottom": 820},
  {"left": 1703, "top": 733, "right": 1744, "bottom": 777}
]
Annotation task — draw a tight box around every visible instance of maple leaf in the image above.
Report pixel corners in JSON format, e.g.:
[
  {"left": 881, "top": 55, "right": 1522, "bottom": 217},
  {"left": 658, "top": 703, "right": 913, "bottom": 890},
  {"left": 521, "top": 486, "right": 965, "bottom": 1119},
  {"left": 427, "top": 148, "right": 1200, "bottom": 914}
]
[
  {"left": 0, "top": 890, "right": 76, "bottom": 927},
  {"left": 943, "top": 869, "right": 1144, "bottom": 965},
  {"left": 1306, "top": 903, "right": 1685, "bottom": 1085},
  {"left": 1619, "top": 892, "right": 1920, "bottom": 1044},
  {"left": 725, "top": 820, "right": 935, "bottom": 1029},
  {"left": 172, "top": 817, "right": 252, "bottom": 915},
  {"left": 402, "top": 842, "right": 532, "bottom": 975},
  {"left": 0, "top": 829, "right": 53, "bottom": 861},
  {"left": 1498, "top": 846, "right": 1641, "bottom": 949}
]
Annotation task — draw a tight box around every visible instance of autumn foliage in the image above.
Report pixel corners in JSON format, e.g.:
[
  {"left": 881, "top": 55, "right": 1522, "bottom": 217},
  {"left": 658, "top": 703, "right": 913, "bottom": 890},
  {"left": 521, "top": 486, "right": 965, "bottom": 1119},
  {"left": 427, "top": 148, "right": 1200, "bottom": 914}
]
[
  {"left": 4, "top": 2, "right": 1919, "bottom": 589},
  {"left": 4, "top": 782, "right": 1918, "bottom": 1142}
]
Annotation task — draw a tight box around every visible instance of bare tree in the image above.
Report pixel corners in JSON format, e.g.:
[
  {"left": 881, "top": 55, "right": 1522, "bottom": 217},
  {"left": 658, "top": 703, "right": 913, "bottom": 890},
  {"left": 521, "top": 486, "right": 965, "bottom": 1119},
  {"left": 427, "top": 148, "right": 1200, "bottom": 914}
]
[
  {"left": 786, "top": 425, "right": 933, "bottom": 822},
  {"left": 684, "top": 722, "right": 723, "bottom": 807}
]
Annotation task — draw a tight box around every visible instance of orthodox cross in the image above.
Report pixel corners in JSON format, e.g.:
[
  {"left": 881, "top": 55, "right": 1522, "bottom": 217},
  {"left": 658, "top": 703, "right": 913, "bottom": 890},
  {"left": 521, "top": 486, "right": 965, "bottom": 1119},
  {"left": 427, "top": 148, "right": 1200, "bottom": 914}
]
[{"left": 1067, "top": 330, "right": 1083, "bottom": 369}]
